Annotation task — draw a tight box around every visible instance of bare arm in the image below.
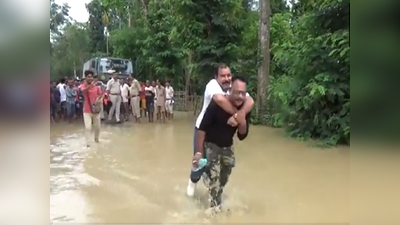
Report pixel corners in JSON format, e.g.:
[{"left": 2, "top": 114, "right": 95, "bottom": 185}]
[
  {"left": 237, "top": 113, "right": 250, "bottom": 140},
  {"left": 213, "top": 94, "right": 254, "bottom": 115},
  {"left": 196, "top": 130, "right": 206, "bottom": 156},
  {"left": 196, "top": 101, "right": 216, "bottom": 155},
  {"left": 212, "top": 94, "right": 237, "bottom": 114}
]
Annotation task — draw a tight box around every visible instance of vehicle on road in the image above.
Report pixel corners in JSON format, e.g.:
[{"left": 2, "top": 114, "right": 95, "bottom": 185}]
[{"left": 82, "top": 57, "right": 133, "bottom": 82}]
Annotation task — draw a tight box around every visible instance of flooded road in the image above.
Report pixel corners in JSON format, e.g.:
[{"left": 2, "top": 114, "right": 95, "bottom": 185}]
[{"left": 50, "top": 112, "right": 349, "bottom": 223}]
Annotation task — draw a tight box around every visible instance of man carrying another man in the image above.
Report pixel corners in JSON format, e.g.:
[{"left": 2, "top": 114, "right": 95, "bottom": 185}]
[
  {"left": 194, "top": 76, "right": 251, "bottom": 213},
  {"left": 187, "top": 63, "right": 254, "bottom": 197}
]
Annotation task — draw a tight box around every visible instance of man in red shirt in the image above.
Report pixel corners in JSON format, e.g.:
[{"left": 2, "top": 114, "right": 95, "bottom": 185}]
[{"left": 80, "top": 70, "right": 104, "bottom": 147}]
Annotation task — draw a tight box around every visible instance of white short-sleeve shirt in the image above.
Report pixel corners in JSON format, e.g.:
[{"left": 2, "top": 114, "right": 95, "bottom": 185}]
[
  {"left": 56, "top": 83, "right": 67, "bottom": 102},
  {"left": 195, "top": 79, "right": 250, "bottom": 128},
  {"left": 195, "top": 79, "right": 227, "bottom": 128}
]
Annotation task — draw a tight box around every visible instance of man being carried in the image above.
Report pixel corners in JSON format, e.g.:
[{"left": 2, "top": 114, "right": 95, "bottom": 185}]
[
  {"left": 187, "top": 63, "right": 254, "bottom": 196},
  {"left": 194, "top": 76, "right": 251, "bottom": 213}
]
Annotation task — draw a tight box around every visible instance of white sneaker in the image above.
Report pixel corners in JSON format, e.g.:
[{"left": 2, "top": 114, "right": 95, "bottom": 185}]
[{"left": 186, "top": 179, "right": 197, "bottom": 197}]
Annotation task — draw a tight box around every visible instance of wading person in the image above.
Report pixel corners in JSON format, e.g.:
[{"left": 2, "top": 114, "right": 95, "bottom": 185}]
[
  {"left": 140, "top": 81, "right": 146, "bottom": 117},
  {"left": 187, "top": 63, "right": 254, "bottom": 197},
  {"left": 144, "top": 80, "right": 155, "bottom": 122},
  {"left": 50, "top": 82, "right": 58, "bottom": 122},
  {"left": 120, "top": 78, "right": 130, "bottom": 121},
  {"left": 129, "top": 74, "right": 142, "bottom": 123},
  {"left": 194, "top": 76, "right": 250, "bottom": 213},
  {"left": 74, "top": 79, "right": 84, "bottom": 119},
  {"left": 94, "top": 75, "right": 106, "bottom": 120},
  {"left": 155, "top": 79, "right": 166, "bottom": 123},
  {"left": 65, "top": 78, "right": 77, "bottom": 123},
  {"left": 106, "top": 72, "right": 122, "bottom": 123},
  {"left": 152, "top": 80, "right": 158, "bottom": 119},
  {"left": 165, "top": 81, "right": 174, "bottom": 120},
  {"left": 80, "top": 70, "right": 104, "bottom": 147},
  {"left": 56, "top": 78, "right": 67, "bottom": 120}
]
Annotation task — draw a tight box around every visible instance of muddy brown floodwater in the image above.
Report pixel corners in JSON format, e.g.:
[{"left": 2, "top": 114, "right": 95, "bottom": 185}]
[{"left": 50, "top": 112, "right": 349, "bottom": 224}]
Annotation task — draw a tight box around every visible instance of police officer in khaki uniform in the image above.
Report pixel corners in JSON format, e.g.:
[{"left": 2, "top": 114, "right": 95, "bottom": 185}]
[
  {"left": 106, "top": 72, "right": 122, "bottom": 123},
  {"left": 129, "top": 74, "right": 141, "bottom": 123}
]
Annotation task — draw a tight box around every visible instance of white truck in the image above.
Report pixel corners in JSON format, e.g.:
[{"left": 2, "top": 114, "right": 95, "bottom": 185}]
[{"left": 82, "top": 57, "right": 133, "bottom": 82}]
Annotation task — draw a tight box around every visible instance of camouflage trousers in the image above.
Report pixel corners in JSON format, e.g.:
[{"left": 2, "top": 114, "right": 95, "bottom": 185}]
[{"left": 203, "top": 142, "right": 235, "bottom": 208}]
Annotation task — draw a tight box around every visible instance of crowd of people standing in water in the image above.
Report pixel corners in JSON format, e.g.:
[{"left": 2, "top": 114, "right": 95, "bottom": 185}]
[{"left": 50, "top": 71, "right": 175, "bottom": 124}]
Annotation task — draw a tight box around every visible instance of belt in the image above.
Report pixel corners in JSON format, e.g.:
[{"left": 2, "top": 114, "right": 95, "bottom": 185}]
[
  {"left": 166, "top": 98, "right": 171, "bottom": 100},
  {"left": 131, "top": 95, "right": 138, "bottom": 97},
  {"left": 110, "top": 93, "right": 120, "bottom": 95}
]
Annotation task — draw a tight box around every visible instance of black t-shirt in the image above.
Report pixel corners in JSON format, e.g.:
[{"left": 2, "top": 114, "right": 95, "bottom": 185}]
[
  {"left": 198, "top": 100, "right": 250, "bottom": 147},
  {"left": 144, "top": 87, "right": 155, "bottom": 104},
  {"left": 51, "top": 87, "right": 60, "bottom": 103}
]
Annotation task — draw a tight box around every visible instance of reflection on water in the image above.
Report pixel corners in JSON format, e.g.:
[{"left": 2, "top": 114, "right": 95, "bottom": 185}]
[
  {"left": 50, "top": 133, "right": 98, "bottom": 222},
  {"left": 50, "top": 112, "right": 349, "bottom": 223}
]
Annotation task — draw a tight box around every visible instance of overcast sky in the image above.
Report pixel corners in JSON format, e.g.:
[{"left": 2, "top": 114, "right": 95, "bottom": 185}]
[
  {"left": 56, "top": 0, "right": 293, "bottom": 23},
  {"left": 55, "top": 0, "right": 91, "bottom": 23}
]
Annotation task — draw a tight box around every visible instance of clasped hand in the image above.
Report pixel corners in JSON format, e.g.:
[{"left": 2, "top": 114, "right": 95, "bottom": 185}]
[{"left": 227, "top": 111, "right": 245, "bottom": 127}]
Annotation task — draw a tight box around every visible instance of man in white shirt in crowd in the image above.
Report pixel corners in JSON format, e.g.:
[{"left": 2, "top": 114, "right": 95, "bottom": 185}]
[
  {"left": 106, "top": 72, "right": 122, "bottom": 123},
  {"left": 186, "top": 63, "right": 254, "bottom": 197},
  {"left": 165, "top": 81, "right": 174, "bottom": 120},
  {"left": 120, "top": 78, "right": 130, "bottom": 121},
  {"left": 56, "top": 78, "right": 67, "bottom": 120}
]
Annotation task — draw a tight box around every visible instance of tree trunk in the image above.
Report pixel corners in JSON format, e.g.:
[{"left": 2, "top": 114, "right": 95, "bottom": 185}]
[
  {"left": 128, "top": 10, "right": 131, "bottom": 27},
  {"left": 256, "top": 0, "right": 271, "bottom": 120},
  {"left": 184, "top": 51, "right": 193, "bottom": 111},
  {"left": 73, "top": 62, "right": 77, "bottom": 78}
]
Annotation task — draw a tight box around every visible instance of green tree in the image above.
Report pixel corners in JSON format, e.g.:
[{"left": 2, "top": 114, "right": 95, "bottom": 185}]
[
  {"left": 50, "top": 0, "right": 70, "bottom": 36},
  {"left": 51, "top": 23, "right": 91, "bottom": 80},
  {"left": 86, "top": 0, "right": 107, "bottom": 54}
]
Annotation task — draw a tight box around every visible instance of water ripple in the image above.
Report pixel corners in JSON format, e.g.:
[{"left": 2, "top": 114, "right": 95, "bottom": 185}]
[{"left": 50, "top": 132, "right": 99, "bottom": 223}]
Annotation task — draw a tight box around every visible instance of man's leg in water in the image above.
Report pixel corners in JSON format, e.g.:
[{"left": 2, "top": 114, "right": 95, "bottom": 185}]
[
  {"left": 204, "top": 142, "right": 224, "bottom": 209},
  {"left": 218, "top": 145, "right": 234, "bottom": 207}
]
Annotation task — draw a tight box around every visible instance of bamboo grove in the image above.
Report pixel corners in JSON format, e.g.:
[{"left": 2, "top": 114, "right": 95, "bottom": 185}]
[{"left": 50, "top": 0, "right": 350, "bottom": 146}]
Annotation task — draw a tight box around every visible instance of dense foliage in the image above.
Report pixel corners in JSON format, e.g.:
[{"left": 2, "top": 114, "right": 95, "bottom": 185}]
[{"left": 50, "top": 0, "right": 350, "bottom": 146}]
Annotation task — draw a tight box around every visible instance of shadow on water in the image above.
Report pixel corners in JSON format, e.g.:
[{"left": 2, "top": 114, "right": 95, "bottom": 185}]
[{"left": 50, "top": 112, "right": 349, "bottom": 223}]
